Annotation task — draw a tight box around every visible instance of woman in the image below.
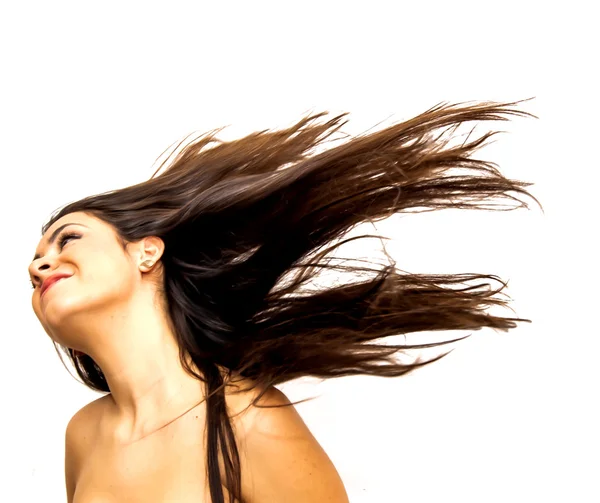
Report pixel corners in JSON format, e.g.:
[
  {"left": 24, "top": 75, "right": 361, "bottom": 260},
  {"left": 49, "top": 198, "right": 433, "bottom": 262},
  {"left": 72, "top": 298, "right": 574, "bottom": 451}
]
[{"left": 29, "top": 99, "right": 542, "bottom": 503}]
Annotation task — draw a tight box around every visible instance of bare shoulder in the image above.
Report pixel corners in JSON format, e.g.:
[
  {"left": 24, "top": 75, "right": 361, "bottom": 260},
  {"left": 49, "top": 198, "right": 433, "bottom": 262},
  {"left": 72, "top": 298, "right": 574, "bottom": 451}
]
[
  {"left": 66, "top": 395, "right": 107, "bottom": 444},
  {"left": 226, "top": 383, "right": 349, "bottom": 503},
  {"left": 64, "top": 396, "right": 106, "bottom": 502}
]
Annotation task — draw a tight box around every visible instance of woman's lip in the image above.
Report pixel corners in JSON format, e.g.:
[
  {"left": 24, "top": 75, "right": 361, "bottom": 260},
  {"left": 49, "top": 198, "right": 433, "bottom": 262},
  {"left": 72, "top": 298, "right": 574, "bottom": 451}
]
[{"left": 41, "top": 277, "right": 69, "bottom": 298}]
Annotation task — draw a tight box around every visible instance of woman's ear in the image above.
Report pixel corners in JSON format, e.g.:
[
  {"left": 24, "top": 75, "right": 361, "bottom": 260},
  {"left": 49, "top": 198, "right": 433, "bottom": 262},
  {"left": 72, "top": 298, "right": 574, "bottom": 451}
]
[{"left": 137, "top": 236, "right": 165, "bottom": 271}]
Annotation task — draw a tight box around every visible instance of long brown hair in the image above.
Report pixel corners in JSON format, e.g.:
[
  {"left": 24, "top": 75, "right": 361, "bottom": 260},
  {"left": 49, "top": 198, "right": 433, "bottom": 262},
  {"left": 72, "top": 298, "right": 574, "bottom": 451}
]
[{"left": 42, "top": 99, "right": 543, "bottom": 503}]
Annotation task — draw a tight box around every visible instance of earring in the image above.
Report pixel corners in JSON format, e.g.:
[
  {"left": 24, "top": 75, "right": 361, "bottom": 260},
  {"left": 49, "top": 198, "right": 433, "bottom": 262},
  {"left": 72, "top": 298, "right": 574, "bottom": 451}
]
[{"left": 141, "top": 259, "right": 154, "bottom": 269}]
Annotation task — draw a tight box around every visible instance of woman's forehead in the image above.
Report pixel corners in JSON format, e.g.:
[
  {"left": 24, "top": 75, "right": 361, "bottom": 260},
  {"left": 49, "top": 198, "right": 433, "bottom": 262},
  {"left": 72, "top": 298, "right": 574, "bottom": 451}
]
[{"left": 43, "top": 212, "right": 97, "bottom": 237}]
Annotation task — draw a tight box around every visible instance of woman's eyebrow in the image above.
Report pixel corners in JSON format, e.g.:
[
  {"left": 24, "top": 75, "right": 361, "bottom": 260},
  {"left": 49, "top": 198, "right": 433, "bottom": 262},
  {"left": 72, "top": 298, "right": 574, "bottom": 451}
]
[{"left": 32, "top": 223, "right": 89, "bottom": 261}]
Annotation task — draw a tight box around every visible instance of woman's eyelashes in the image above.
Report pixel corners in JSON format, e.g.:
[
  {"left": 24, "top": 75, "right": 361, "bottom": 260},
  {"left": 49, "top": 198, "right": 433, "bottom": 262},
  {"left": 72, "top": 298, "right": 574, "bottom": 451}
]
[
  {"left": 57, "top": 232, "right": 81, "bottom": 250},
  {"left": 30, "top": 232, "right": 82, "bottom": 289}
]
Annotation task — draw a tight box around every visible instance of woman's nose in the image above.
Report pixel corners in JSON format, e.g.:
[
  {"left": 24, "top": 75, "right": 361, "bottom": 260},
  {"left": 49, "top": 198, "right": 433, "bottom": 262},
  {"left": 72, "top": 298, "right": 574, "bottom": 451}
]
[{"left": 29, "top": 257, "right": 55, "bottom": 283}]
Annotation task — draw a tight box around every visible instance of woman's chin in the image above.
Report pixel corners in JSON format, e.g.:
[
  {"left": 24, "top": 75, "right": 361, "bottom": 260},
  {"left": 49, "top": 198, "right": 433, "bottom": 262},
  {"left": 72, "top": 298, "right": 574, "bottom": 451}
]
[{"left": 42, "top": 295, "right": 88, "bottom": 329}]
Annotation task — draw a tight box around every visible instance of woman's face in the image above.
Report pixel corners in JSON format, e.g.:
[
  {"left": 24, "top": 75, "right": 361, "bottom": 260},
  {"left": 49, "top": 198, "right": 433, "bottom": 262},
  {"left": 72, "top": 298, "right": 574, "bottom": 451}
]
[{"left": 28, "top": 211, "right": 139, "bottom": 349}]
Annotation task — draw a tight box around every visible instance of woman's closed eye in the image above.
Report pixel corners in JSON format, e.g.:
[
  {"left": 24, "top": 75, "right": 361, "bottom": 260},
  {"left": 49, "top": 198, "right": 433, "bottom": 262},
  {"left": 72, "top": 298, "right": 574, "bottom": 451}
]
[
  {"left": 30, "top": 232, "right": 81, "bottom": 289},
  {"left": 57, "top": 232, "right": 81, "bottom": 250}
]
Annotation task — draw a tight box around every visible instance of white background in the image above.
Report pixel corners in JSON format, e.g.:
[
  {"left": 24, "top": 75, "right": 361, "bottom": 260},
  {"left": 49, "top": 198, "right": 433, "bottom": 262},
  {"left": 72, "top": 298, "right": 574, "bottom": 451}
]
[{"left": 1, "top": 1, "right": 597, "bottom": 501}]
